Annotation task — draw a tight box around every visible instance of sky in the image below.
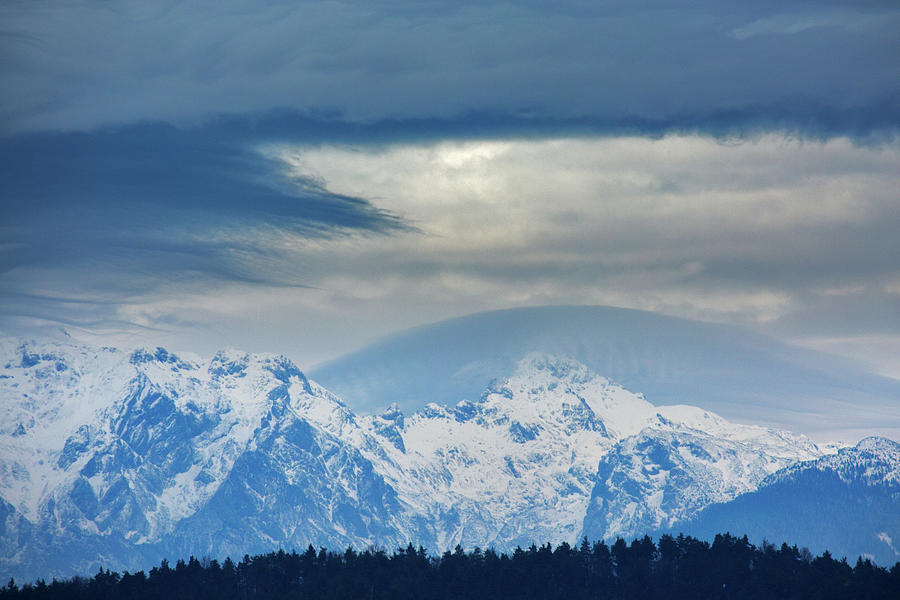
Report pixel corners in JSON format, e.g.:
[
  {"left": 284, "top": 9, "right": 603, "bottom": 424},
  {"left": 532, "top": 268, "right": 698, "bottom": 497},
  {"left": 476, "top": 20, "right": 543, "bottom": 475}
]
[{"left": 1, "top": 0, "right": 899, "bottom": 376}]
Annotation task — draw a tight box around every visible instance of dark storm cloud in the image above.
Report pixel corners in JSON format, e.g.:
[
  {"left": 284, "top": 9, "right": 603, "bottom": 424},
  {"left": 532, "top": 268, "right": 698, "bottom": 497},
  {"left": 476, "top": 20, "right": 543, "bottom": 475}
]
[
  {"left": 0, "top": 0, "right": 897, "bottom": 138},
  {"left": 0, "top": 121, "right": 408, "bottom": 323}
]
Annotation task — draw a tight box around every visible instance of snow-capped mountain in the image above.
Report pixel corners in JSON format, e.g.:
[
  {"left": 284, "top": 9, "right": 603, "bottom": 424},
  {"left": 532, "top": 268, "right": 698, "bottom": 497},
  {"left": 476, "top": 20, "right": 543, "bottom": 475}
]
[
  {"left": 663, "top": 437, "right": 900, "bottom": 565},
  {"left": 581, "top": 414, "right": 822, "bottom": 541},
  {"left": 1, "top": 337, "right": 894, "bottom": 582},
  {"left": 359, "top": 355, "right": 639, "bottom": 550},
  {"left": 359, "top": 354, "right": 821, "bottom": 551},
  {"left": 0, "top": 339, "right": 417, "bottom": 580},
  {"left": 768, "top": 435, "right": 900, "bottom": 489}
]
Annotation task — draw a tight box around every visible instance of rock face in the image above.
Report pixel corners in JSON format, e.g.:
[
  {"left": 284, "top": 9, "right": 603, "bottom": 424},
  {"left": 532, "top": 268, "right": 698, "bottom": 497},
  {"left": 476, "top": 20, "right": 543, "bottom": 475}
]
[{"left": 1, "top": 338, "right": 896, "bottom": 582}]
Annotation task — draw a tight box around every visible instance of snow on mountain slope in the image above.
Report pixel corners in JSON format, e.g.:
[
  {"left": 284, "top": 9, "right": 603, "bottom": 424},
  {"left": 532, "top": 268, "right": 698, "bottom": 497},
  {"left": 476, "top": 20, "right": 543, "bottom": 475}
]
[
  {"left": 359, "top": 354, "right": 632, "bottom": 549},
  {"left": 158, "top": 375, "right": 419, "bottom": 562},
  {"left": 766, "top": 435, "right": 900, "bottom": 488},
  {"left": 0, "top": 341, "right": 283, "bottom": 532},
  {"left": 0, "top": 339, "right": 415, "bottom": 580},
  {"left": 0, "top": 339, "right": 837, "bottom": 581},
  {"left": 581, "top": 414, "right": 822, "bottom": 542},
  {"left": 663, "top": 437, "right": 900, "bottom": 565},
  {"left": 359, "top": 354, "right": 824, "bottom": 551},
  {"left": 0, "top": 338, "right": 136, "bottom": 520}
]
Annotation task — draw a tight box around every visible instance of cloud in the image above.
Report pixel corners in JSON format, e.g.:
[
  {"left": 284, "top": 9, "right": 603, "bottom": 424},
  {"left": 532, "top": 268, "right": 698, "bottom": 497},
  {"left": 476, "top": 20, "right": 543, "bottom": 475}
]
[
  {"left": 3, "top": 131, "right": 899, "bottom": 376},
  {"left": 729, "top": 10, "right": 877, "bottom": 40},
  {"left": 0, "top": 122, "right": 409, "bottom": 331},
  {"left": 1, "top": 0, "right": 898, "bottom": 375},
  {"left": 0, "top": 1, "right": 897, "bottom": 138},
  {"left": 261, "top": 135, "right": 900, "bottom": 359}
]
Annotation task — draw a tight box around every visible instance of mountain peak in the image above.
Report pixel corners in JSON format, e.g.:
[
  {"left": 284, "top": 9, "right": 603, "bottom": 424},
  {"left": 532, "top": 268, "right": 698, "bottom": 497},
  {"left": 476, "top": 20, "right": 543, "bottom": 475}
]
[
  {"left": 513, "top": 352, "right": 600, "bottom": 385},
  {"left": 855, "top": 435, "right": 900, "bottom": 454},
  {"left": 311, "top": 306, "right": 900, "bottom": 441},
  {"left": 475, "top": 354, "right": 658, "bottom": 440},
  {"left": 208, "top": 349, "right": 251, "bottom": 377},
  {"left": 766, "top": 433, "right": 900, "bottom": 490},
  {"left": 130, "top": 347, "right": 197, "bottom": 371}
]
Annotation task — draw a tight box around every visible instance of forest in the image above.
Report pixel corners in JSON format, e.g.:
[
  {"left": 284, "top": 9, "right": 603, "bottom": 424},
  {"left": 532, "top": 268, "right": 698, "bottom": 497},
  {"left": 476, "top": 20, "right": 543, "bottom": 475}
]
[{"left": 2, "top": 533, "right": 898, "bottom": 600}]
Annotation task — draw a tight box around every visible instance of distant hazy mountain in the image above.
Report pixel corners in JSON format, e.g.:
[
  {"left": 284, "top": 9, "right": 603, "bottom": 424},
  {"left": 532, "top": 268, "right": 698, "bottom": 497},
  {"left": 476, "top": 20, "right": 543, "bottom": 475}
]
[
  {"left": 310, "top": 306, "right": 900, "bottom": 441},
  {"left": 649, "top": 437, "right": 900, "bottom": 566},
  {"left": 581, "top": 413, "right": 821, "bottom": 543},
  {"left": 1, "top": 337, "right": 898, "bottom": 584}
]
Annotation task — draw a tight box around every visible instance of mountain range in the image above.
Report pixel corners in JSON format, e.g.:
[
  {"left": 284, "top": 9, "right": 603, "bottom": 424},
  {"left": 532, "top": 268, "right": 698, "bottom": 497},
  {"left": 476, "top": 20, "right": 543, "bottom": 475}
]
[{"left": 1, "top": 333, "right": 898, "bottom": 582}]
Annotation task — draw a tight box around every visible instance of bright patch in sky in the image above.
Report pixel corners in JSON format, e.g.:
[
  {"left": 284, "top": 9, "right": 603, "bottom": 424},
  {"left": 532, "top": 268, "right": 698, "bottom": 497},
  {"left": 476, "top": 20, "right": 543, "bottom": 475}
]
[{"left": 229, "top": 136, "right": 894, "bottom": 366}]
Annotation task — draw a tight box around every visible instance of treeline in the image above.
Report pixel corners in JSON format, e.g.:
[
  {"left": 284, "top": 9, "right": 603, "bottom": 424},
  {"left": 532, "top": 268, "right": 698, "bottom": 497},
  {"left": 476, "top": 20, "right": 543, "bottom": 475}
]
[{"left": 3, "top": 533, "right": 899, "bottom": 600}]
